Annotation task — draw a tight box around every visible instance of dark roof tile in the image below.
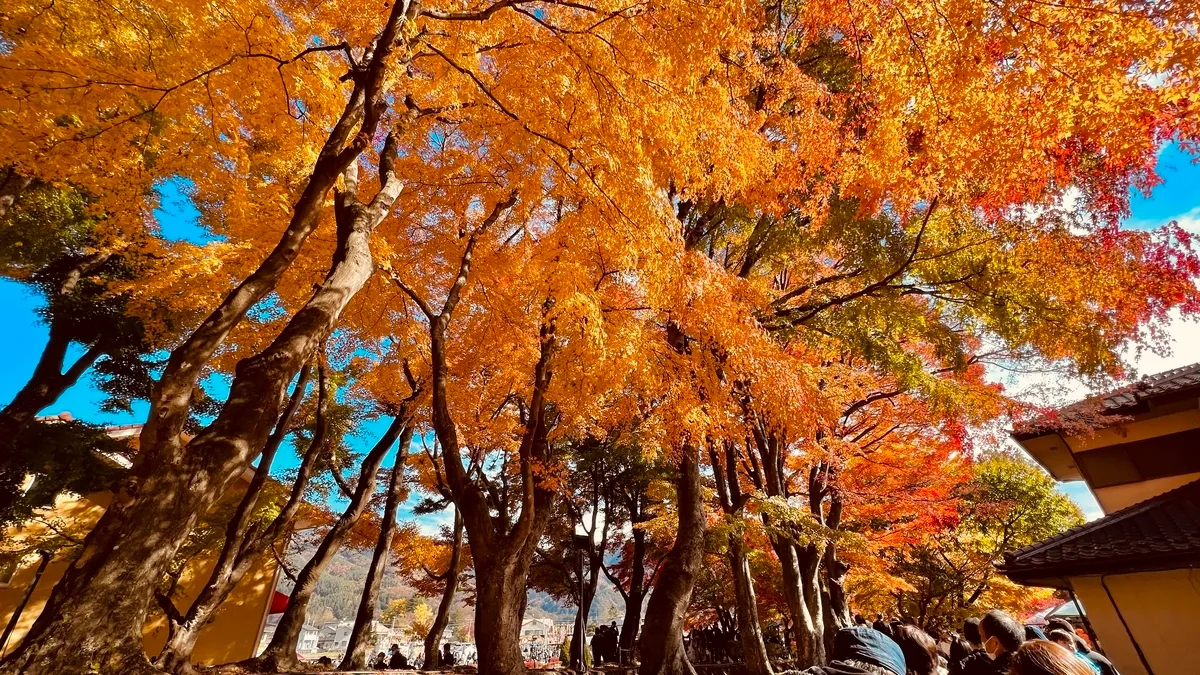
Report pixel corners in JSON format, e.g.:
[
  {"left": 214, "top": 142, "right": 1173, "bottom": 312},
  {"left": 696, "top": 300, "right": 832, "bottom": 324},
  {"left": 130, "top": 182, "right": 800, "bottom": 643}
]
[
  {"left": 1001, "top": 478, "right": 1200, "bottom": 583},
  {"left": 1013, "top": 362, "right": 1200, "bottom": 438}
]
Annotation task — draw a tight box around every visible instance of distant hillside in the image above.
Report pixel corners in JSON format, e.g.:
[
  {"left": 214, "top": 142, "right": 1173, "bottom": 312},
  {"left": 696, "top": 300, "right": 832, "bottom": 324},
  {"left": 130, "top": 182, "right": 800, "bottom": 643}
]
[{"left": 287, "top": 547, "right": 626, "bottom": 628}]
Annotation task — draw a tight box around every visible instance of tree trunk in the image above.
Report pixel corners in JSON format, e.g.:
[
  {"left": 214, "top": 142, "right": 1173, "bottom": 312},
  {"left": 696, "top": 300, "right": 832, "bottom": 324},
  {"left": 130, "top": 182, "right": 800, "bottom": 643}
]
[
  {"left": 473, "top": 553, "right": 534, "bottom": 675},
  {"left": 618, "top": 527, "right": 648, "bottom": 657},
  {"left": 638, "top": 446, "right": 704, "bottom": 675},
  {"left": 710, "top": 441, "right": 772, "bottom": 675},
  {"left": 4, "top": 199, "right": 391, "bottom": 675},
  {"left": 797, "top": 544, "right": 826, "bottom": 667},
  {"left": 155, "top": 365, "right": 316, "bottom": 675},
  {"left": 341, "top": 429, "right": 414, "bottom": 671},
  {"left": 255, "top": 416, "right": 410, "bottom": 672},
  {"left": 772, "top": 539, "right": 823, "bottom": 668},
  {"left": 569, "top": 549, "right": 602, "bottom": 671},
  {"left": 729, "top": 534, "right": 773, "bottom": 675},
  {"left": 423, "top": 508, "right": 463, "bottom": 671},
  {"left": 821, "top": 496, "right": 851, "bottom": 653},
  {"left": 416, "top": 209, "right": 549, "bottom": 675},
  {"left": 0, "top": 321, "right": 104, "bottom": 442},
  {"left": 0, "top": 12, "right": 412, "bottom": 671}
]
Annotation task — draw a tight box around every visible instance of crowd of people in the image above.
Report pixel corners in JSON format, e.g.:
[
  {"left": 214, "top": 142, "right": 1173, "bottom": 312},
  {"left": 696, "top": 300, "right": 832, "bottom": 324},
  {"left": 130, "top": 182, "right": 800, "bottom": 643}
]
[
  {"left": 591, "top": 622, "right": 623, "bottom": 664},
  {"left": 685, "top": 625, "right": 741, "bottom": 664},
  {"left": 317, "top": 642, "right": 461, "bottom": 671},
  {"left": 793, "top": 610, "right": 1120, "bottom": 675}
]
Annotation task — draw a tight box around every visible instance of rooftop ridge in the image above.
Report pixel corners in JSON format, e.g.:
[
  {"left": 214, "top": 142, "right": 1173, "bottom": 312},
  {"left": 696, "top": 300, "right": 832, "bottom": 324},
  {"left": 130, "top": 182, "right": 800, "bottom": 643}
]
[{"left": 1006, "top": 477, "right": 1200, "bottom": 563}]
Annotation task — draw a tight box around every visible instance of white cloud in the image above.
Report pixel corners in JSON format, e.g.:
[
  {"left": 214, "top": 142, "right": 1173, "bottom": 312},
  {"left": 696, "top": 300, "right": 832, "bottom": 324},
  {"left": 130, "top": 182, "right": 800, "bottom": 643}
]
[{"left": 1170, "top": 205, "right": 1200, "bottom": 235}]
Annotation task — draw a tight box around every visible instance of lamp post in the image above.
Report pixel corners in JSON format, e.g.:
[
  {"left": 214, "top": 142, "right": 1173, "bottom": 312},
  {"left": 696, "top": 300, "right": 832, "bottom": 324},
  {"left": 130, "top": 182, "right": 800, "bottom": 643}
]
[{"left": 573, "top": 533, "right": 591, "bottom": 673}]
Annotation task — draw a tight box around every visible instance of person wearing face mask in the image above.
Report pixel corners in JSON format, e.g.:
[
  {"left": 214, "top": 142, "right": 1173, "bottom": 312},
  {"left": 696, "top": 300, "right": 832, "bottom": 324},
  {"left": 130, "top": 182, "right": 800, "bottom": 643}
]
[
  {"left": 1045, "top": 619, "right": 1119, "bottom": 675},
  {"left": 949, "top": 618, "right": 990, "bottom": 675},
  {"left": 977, "top": 610, "right": 1026, "bottom": 674}
]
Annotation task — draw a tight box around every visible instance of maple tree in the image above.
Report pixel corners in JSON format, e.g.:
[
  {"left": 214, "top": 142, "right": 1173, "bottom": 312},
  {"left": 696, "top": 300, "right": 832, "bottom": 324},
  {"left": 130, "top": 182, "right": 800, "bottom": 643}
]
[
  {"left": 402, "top": 440, "right": 473, "bottom": 670},
  {"left": 0, "top": 0, "right": 1199, "bottom": 669},
  {"left": 879, "top": 453, "right": 1084, "bottom": 629}
]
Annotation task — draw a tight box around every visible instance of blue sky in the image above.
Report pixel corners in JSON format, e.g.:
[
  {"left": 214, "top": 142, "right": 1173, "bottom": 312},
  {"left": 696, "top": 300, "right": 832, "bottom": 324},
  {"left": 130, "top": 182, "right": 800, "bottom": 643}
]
[{"left": 2, "top": 147, "right": 1199, "bottom": 525}]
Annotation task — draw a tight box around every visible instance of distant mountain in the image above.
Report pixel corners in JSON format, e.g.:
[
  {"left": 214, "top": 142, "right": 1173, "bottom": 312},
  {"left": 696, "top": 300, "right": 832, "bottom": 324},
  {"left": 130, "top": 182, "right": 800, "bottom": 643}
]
[{"left": 288, "top": 547, "right": 626, "bottom": 628}]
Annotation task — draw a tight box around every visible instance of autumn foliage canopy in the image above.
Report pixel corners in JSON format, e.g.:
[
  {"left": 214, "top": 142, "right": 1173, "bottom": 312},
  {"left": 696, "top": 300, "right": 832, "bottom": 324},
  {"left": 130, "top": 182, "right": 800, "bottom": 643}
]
[{"left": 0, "top": 0, "right": 1198, "bottom": 671}]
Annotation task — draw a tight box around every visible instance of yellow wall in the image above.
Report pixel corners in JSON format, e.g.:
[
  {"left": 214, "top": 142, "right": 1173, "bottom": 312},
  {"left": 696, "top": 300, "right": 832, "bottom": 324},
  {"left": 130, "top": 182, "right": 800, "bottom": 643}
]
[
  {"left": 1071, "top": 569, "right": 1200, "bottom": 675},
  {"left": 1093, "top": 472, "right": 1200, "bottom": 514},
  {"left": 1, "top": 489, "right": 277, "bottom": 664}
]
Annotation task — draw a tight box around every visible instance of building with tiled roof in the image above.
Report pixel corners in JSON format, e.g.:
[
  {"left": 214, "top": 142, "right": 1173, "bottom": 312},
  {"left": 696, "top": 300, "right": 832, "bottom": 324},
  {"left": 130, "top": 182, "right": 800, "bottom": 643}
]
[
  {"left": 1001, "top": 477, "right": 1200, "bottom": 586},
  {"left": 1002, "top": 363, "right": 1200, "bottom": 675},
  {"left": 1013, "top": 362, "right": 1200, "bottom": 515}
]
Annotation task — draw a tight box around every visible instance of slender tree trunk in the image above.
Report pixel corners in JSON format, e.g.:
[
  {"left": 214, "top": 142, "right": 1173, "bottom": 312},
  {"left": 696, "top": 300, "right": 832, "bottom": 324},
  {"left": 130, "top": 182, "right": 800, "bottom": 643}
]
[
  {"left": 155, "top": 365, "right": 320, "bottom": 675},
  {"left": 797, "top": 544, "right": 826, "bottom": 666},
  {"left": 255, "top": 417, "right": 410, "bottom": 672},
  {"left": 618, "top": 527, "right": 648, "bottom": 656},
  {"left": 638, "top": 446, "right": 704, "bottom": 675},
  {"left": 341, "top": 429, "right": 414, "bottom": 671},
  {"left": 0, "top": 10, "right": 411, "bottom": 671},
  {"left": 423, "top": 508, "right": 463, "bottom": 671},
  {"left": 772, "top": 539, "right": 823, "bottom": 667},
  {"left": 729, "top": 534, "right": 773, "bottom": 675},
  {"left": 569, "top": 550, "right": 602, "bottom": 671},
  {"left": 0, "top": 321, "right": 104, "bottom": 442},
  {"left": 821, "top": 496, "right": 850, "bottom": 653},
  {"left": 415, "top": 206, "right": 548, "bottom": 675},
  {"left": 710, "top": 441, "right": 772, "bottom": 675}
]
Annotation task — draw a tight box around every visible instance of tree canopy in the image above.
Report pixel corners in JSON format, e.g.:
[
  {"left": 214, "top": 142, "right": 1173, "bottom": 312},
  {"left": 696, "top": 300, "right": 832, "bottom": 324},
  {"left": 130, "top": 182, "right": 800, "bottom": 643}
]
[{"left": 1, "top": 0, "right": 1198, "bottom": 671}]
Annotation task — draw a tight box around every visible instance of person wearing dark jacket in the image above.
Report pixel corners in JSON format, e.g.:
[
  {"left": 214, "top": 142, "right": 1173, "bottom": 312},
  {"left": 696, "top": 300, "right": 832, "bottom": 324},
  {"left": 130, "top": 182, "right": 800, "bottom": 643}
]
[
  {"left": 976, "top": 609, "right": 1025, "bottom": 675},
  {"left": 873, "top": 614, "right": 893, "bottom": 638},
  {"left": 1045, "top": 619, "right": 1119, "bottom": 675},
  {"left": 953, "top": 647, "right": 994, "bottom": 675},
  {"left": 949, "top": 637, "right": 973, "bottom": 670},
  {"left": 388, "top": 643, "right": 408, "bottom": 669},
  {"left": 800, "top": 626, "right": 907, "bottom": 675},
  {"left": 950, "top": 618, "right": 990, "bottom": 675}
]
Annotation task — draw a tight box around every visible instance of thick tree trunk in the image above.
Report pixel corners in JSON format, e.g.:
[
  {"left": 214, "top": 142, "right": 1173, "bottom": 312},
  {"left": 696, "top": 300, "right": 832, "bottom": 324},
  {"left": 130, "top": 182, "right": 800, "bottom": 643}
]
[
  {"left": 638, "top": 446, "right": 704, "bottom": 675},
  {"left": 255, "top": 417, "right": 409, "bottom": 672},
  {"left": 341, "top": 429, "right": 413, "bottom": 671},
  {"left": 423, "top": 508, "right": 463, "bottom": 671},
  {"left": 473, "top": 551, "right": 537, "bottom": 675},
  {"left": 7, "top": 206, "right": 389, "bottom": 675},
  {"left": 0, "top": 13, "right": 412, "bottom": 671},
  {"left": 155, "top": 365, "right": 316, "bottom": 675}
]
